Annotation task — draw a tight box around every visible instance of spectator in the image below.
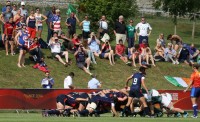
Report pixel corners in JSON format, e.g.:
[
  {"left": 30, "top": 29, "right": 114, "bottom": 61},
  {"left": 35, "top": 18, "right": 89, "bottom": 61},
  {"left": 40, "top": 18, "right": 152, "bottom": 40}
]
[
  {"left": 66, "top": 12, "right": 79, "bottom": 38},
  {"left": 88, "top": 74, "right": 102, "bottom": 89},
  {"left": 15, "top": 16, "right": 25, "bottom": 31},
  {"left": 50, "top": 9, "right": 61, "bottom": 37},
  {"left": 82, "top": 40, "right": 97, "bottom": 64},
  {"left": 177, "top": 44, "right": 191, "bottom": 65},
  {"left": 49, "top": 32, "right": 69, "bottom": 66},
  {"left": 59, "top": 32, "right": 74, "bottom": 52},
  {"left": 26, "top": 10, "right": 36, "bottom": 40},
  {"left": 35, "top": 8, "right": 47, "bottom": 39},
  {"left": 46, "top": 6, "right": 56, "bottom": 43},
  {"left": 97, "top": 15, "right": 108, "bottom": 38},
  {"left": 114, "top": 15, "right": 126, "bottom": 44},
  {"left": 156, "top": 33, "right": 165, "bottom": 47},
  {"left": 115, "top": 39, "right": 130, "bottom": 64},
  {"left": 2, "top": 0, "right": 11, "bottom": 13},
  {"left": 135, "top": 17, "right": 152, "bottom": 44},
  {"left": 72, "top": 34, "right": 81, "bottom": 51},
  {"left": 4, "top": 17, "right": 15, "bottom": 55},
  {"left": 19, "top": 1, "right": 28, "bottom": 20},
  {"left": 128, "top": 44, "right": 141, "bottom": 67},
  {"left": 13, "top": 9, "right": 21, "bottom": 23},
  {"left": 126, "top": 19, "right": 136, "bottom": 53},
  {"left": 167, "top": 34, "right": 182, "bottom": 51},
  {"left": 88, "top": 32, "right": 101, "bottom": 57},
  {"left": 164, "top": 43, "right": 179, "bottom": 64},
  {"left": 64, "top": 72, "right": 75, "bottom": 89},
  {"left": 154, "top": 42, "right": 165, "bottom": 59},
  {"left": 197, "top": 49, "right": 200, "bottom": 64},
  {"left": 15, "top": 24, "right": 29, "bottom": 68},
  {"left": 29, "top": 37, "right": 42, "bottom": 62},
  {"left": 142, "top": 44, "right": 156, "bottom": 66},
  {"left": 186, "top": 43, "right": 199, "bottom": 62},
  {"left": 11, "top": 4, "right": 17, "bottom": 16},
  {"left": 74, "top": 44, "right": 92, "bottom": 75},
  {"left": 41, "top": 72, "right": 54, "bottom": 89},
  {"left": 79, "top": 15, "right": 90, "bottom": 39},
  {"left": 99, "top": 40, "right": 115, "bottom": 66}
]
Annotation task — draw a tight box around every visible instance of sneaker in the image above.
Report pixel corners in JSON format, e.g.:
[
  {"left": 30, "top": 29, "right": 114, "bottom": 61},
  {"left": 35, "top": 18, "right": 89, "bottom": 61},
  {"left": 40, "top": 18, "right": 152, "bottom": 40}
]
[
  {"left": 191, "top": 115, "right": 198, "bottom": 118},
  {"left": 174, "top": 112, "right": 181, "bottom": 117},
  {"left": 183, "top": 112, "right": 188, "bottom": 118},
  {"left": 176, "top": 60, "right": 179, "bottom": 64},
  {"left": 172, "top": 61, "right": 176, "bottom": 64}
]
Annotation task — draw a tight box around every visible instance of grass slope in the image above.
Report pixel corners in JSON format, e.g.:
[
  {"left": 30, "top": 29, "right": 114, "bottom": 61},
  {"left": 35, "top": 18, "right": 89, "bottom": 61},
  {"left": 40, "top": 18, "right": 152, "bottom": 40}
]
[{"left": 0, "top": 16, "right": 200, "bottom": 90}]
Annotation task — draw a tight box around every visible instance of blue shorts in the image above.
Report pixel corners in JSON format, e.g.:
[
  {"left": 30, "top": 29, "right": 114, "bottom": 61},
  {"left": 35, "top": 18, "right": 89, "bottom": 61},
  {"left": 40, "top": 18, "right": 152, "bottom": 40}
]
[
  {"left": 139, "top": 36, "right": 148, "bottom": 44},
  {"left": 190, "top": 87, "right": 200, "bottom": 98},
  {"left": 37, "top": 26, "right": 43, "bottom": 31},
  {"left": 127, "top": 37, "right": 134, "bottom": 48}
]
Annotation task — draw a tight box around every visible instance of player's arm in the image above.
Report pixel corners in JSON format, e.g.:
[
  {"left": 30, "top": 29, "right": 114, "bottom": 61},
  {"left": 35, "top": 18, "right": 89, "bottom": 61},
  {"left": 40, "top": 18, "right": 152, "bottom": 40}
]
[
  {"left": 125, "top": 75, "right": 132, "bottom": 88},
  {"left": 184, "top": 76, "right": 194, "bottom": 92},
  {"left": 141, "top": 78, "right": 149, "bottom": 94}
]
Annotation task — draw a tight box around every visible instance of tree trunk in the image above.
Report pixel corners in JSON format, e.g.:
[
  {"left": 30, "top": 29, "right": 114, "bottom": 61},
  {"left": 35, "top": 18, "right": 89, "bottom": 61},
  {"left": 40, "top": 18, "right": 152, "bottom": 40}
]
[
  {"left": 174, "top": 24, "right": 177, "bottom": 35},
  {"left": 192, "top": 14, "right": 196, "bottom": 40}
]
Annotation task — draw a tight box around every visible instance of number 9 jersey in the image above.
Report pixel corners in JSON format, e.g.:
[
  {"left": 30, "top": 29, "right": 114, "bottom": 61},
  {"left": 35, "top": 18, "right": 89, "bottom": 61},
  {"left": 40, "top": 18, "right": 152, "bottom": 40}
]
[{"left": 130, "top": 72, "right": 145, "bottom": 91}]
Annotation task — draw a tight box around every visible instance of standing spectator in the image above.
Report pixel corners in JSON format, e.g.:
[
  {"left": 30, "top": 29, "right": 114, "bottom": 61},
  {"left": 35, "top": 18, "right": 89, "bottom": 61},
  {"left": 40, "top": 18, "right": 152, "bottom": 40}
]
[
  {"left": 49, "top": 32, "right": 69, "bottom": 66},
  {"left": 79, "top": 15, "right": 90, "bottom": 39},
  {"left": 167, "top": 34, "right": 182, "bottom": 51},
  {"left": 35, "top": 8, "right": 47, "bottom": 39},
  {"left": 26, "top": 10, "right": 36, "bottom": 40},
  {"left": 19, "top": 1, "right": 28, "bottom": 20},
  {"left": 184, "top": 64, "right": 200, "bottom": 118},
  {"left": 115, "top": 39, "right": 130, "bottom": 64},
  {"left": 66, "top": 12, "right": 79, "bottom": 38},
  {"left": 11, "top": 4, "right": 17, "bottom": 16},
  {"left": 2, "top": 0, "right": 11, "bottom": 13},
  {"left": 4, "top": 17, "right": 15, "bottom": 55},
  {"left": 126, "top": 19, "right": 136, "bottom": 52},
  {"left": 97, "top": 15, "right": 108, "bottom": 38},
  {"left": 156, "top": 33, "right": 165, "bottom": 47},
  {"left": 14, "top": 9, "right": 21, "bottom": 23},
  {"left": 88, "top": 32, "right": 101, "bottom": 57},
  {"left": 114, "top": 15, "right": 126, "bottom": 44},
  {"left": 88, "top": 74, "right": 102, "bottom": 89},
  {"left": 164, "top": 43, "right": 179, "bottom": 64},
  {"left": 41, "top": 72, "right": 54, "bottom": 89},
  {"left": 64, "top": 72, "right": 75, "bottom": 89},
  {"left": 50, "top": 9, "right": 61, "bottom": 37},
  {"left": 46, "top": 6, "right": 56, "bottom": 43},
  {"left": 135, "top": 17, "right": 152, "bottom": 44},
  {"left": 74, "top": 44, "right": 92, "bottom": 75},
  {"left": 15, "top": 24, "right": 29, "bottom": 68}
]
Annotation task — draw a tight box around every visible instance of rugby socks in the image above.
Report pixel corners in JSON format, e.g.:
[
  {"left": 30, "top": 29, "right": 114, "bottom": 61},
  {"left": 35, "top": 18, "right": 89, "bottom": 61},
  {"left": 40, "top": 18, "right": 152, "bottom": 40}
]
[
  {"left": 144, "top": 107, "right": 150, "bottom": 116},
  {"left": 193, "top": 104, "right": 198, "bottom": 117},
  {"left": 79, "top": 109, "right": 89, "bottom": 116},
  {"left": 47, "top": 109, "right": 60, "bottom": 116}
]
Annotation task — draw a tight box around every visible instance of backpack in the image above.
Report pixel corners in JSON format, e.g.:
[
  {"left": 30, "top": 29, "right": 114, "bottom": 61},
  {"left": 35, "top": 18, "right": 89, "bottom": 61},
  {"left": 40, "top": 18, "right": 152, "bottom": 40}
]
[{"left": 38, "top": 38, "right": 48, "bottom": 49}]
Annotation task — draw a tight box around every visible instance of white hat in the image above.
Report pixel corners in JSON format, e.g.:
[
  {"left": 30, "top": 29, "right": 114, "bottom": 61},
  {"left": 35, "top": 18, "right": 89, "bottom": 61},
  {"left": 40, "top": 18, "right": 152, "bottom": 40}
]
[
  {"left": 21, "top": 1, "right": 25, "bottom": 6},
  {"left": 101, "top": 33, "right": 110, "bottom": 42}
]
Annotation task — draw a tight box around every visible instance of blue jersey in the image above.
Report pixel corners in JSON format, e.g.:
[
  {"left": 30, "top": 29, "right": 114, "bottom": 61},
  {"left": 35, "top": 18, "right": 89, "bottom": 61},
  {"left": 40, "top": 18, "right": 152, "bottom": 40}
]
[
  {"left": 19, "top": 31, "right": 28, "bottom": 45},
  {"left": 130, "top": 72, "right": 145, "bottom": 91}
]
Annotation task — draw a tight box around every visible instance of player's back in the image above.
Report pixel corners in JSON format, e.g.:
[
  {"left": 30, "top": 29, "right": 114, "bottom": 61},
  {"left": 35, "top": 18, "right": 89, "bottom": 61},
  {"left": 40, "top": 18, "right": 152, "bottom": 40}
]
[
  {"left": 191, "top": 71, "right": 200, "bottom": 87},
  {"left": 130, "top": 72, "right": 144, "bottom": 90}
]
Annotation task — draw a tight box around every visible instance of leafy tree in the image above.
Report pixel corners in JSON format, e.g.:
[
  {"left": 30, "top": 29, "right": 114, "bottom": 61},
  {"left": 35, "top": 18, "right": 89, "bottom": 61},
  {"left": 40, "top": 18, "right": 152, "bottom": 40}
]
[
  {"left": 77, "top": 0, "right": 138, "bottom": 31},
  {"left": 152, "top": 0, "right": 190, "bottom": 35}
]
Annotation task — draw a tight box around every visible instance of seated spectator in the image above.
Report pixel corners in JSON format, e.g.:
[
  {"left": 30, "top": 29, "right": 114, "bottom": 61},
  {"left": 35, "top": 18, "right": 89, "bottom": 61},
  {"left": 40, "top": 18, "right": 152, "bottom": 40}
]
[
  {"left": 115, "top": 39, "right": 130, "bottom": 64},
  {"left": 60, "top": 32, "right": 73, "bottom": 52},
  {"left": 154, "top": 42, "right": 165, "bottom": 59},
  {"left": 74, "top": 44, "right": 92, "bottom": 75},
  {"left": 186, "top": 43, "right": 199, "bottom": 62},
  {"left": 88, "top": 74, "right": 102, "bottom": 89},
  {"left": 99, "top": 40, "right": 115, "bottom": 65},
  {"left": 140, "top": 43, "right": 156, "bottom": 66},
  {"left": 83, "top": 40, "right": 97, "bottom": 64},
  {"left": 29, "top": 37, "right": 42, "bottom": 62},
  {"left": 64, "top": 72, "right": 75, "bottom": 89},
  {"left": 49, "top": 32, "right": 69, "bottom": 66},
  {"left": 167, "top": 34, "right": 182, "bottom": 51},
  {"left": 177, "top": 44, "right": 191, "bottom": 65},
  {"left": 88, "top": 32, "right": 101, "bottom": 57},
  {"left": 128, "top": 44, "right": 141, "bottom": 67},
  {"left": 72, "top": 33, "right": 81, "bottom": 51},
  {"left": 197, "top": 49, "right": 200, "bottom": 64},
  {"left": 41, "top": 72, "right": 54, "bottom": 89},
  {"left": 156, "top": 33, "right": 165, "bottom": 47},
  {"left": 164, "top": 43, "right": 179, "bottom": 64}
]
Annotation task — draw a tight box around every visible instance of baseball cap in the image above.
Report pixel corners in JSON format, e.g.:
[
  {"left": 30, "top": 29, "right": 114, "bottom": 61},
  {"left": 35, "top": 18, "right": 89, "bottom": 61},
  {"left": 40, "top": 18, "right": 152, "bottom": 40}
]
[{"left": 21, "top": 1, "right": 25, "bottom": 6}]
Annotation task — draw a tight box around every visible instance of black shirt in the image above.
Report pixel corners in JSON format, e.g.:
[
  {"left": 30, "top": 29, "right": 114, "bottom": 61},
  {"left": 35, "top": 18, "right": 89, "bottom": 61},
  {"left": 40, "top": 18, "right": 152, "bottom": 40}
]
[{"left": 114, "top": 21, "right": 126, "bottom": 34}]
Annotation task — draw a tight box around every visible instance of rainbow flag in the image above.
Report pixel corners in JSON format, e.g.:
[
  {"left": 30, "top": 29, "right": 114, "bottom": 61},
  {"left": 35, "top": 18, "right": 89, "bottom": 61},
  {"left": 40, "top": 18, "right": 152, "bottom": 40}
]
[{"left": 164, "top": 76, "right": 191, "bottom": 87}]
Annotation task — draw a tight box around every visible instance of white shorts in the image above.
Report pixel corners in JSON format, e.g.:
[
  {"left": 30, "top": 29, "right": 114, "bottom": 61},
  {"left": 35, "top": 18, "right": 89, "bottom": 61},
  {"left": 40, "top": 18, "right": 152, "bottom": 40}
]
[{"left": 161, "top": 95, "right": 171, "bottom": 107}]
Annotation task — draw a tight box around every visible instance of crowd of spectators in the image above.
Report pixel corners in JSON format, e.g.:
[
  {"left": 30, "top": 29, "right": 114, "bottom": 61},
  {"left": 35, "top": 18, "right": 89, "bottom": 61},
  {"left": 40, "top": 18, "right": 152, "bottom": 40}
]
[{"left": 1, "top": 1, "right": 200, "bottom": 89}]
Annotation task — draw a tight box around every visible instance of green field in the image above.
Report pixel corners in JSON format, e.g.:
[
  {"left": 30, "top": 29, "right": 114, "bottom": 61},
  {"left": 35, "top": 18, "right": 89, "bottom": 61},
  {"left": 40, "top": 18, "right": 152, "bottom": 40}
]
[{"left": 0, "top": 113, "right": 199, "bottom": 122}]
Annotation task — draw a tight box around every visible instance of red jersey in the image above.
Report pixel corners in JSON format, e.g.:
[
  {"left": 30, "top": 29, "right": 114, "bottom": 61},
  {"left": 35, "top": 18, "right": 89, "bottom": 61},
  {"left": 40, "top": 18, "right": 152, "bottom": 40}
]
[
  {"left": 29, "top": 42, "right": 40, "bottom": 50},
  {"left": 115, "top": 44, "right": 125, "bottom": 55},
  {"left": 101, "top": 44, "right": 110, "bottom": 53},
  {"left": 191, "top": 71, "right": 200, "bottom": 87},
  {"left": 72, "top": 38, "right": 80, "bottom": 49},
  {"left": 4, "top": 22, "right": 15, "bottom": 35}
]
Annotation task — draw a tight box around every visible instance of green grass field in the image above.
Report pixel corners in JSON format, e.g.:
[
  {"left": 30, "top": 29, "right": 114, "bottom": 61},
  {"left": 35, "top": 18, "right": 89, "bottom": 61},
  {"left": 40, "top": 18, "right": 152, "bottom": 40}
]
[{"left": 0, "top": 113, "right": 199, "bottom": 122}]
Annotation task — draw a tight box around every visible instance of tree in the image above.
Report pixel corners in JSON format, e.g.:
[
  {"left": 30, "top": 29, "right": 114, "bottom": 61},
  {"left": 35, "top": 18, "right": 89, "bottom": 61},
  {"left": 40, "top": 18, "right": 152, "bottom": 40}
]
[
  {"left": 152, "top": 0, "right": 190, "bottom": 35},
  {"left": 77, "top": 0, "right": 138, "bottom": 31}
]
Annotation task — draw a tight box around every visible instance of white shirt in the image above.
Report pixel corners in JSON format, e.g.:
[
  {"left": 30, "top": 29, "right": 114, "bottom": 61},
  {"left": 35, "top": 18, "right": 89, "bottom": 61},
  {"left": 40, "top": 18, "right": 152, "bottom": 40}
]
[
  {"left": 135, "top": 22, "right": 152, "bottom": 36},
  {"left": 50, "top": 42, "right": 61, "bottom": 53},
  {"left": 19, "top": 8, "right": 28, "bottom": 18},
  {"left": 88, "top": 78, "right": 101, "bottom": 89},
  {"left": 64, "top": 76, "right": 73, "bottom": 89},
  {"left": 99, "top": 20, "right": 108, "bottom": 30}
]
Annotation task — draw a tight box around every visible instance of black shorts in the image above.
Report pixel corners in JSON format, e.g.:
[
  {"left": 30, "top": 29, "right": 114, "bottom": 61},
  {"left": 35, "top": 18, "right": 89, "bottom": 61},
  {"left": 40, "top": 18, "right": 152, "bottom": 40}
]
[
  {"left": 82, "top": 31, "right": 90, "bottom": 39},
  {"left": 129, "top": 89, "right": 144, "bottom": 98},
  {"left": 6, "top": 35, "right": 13, "bottom": 41},
  {"left": 77, "top": 62, "right": 86, "bottom": 69},
  {"left": 56, "top": 94, "right": 67, "bottom": 105},
  {"left": 52, "top": 52, "right": 64, "bottom": 58}
]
